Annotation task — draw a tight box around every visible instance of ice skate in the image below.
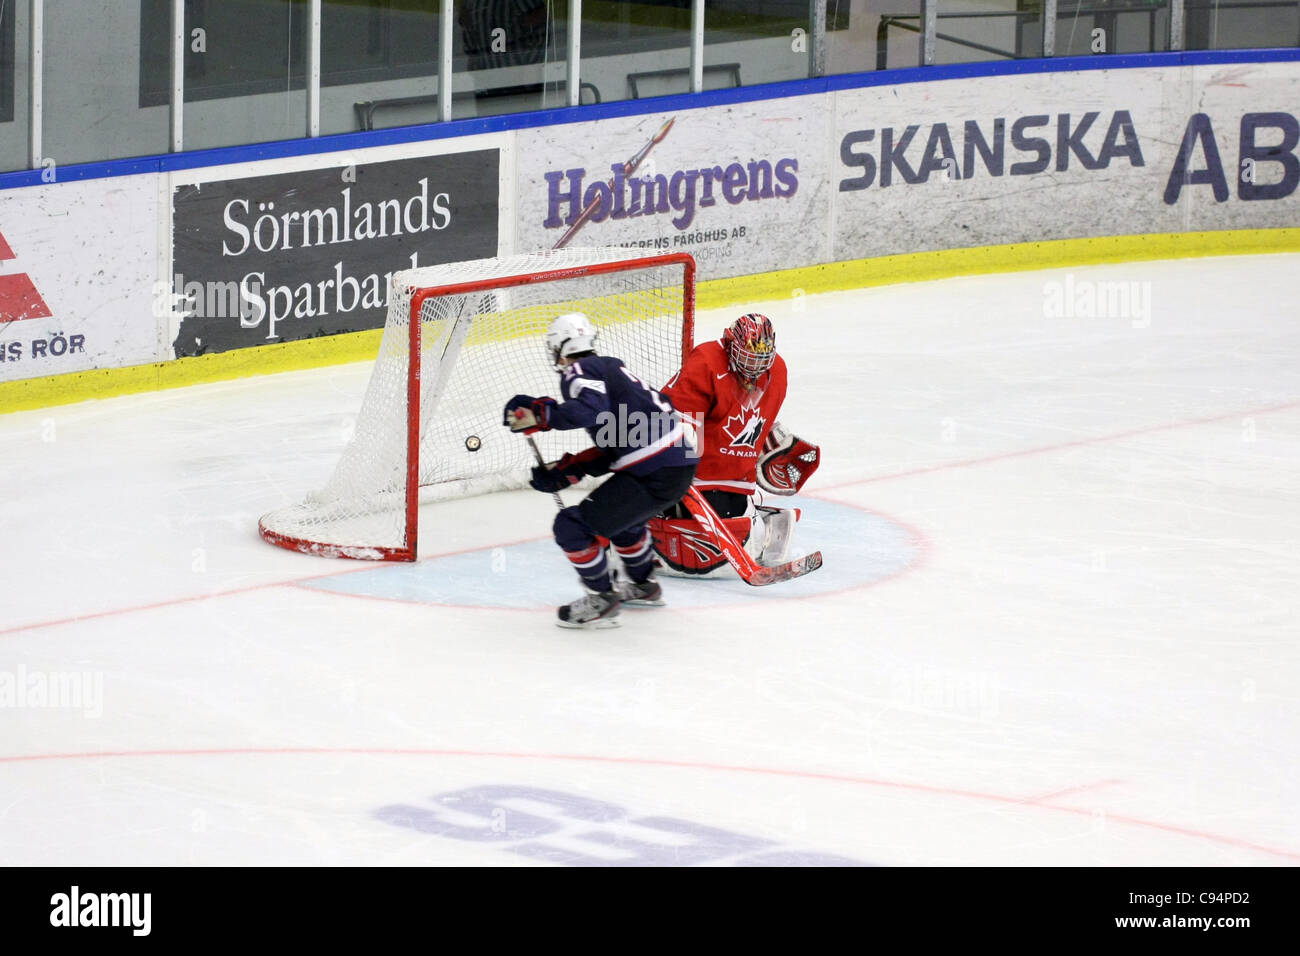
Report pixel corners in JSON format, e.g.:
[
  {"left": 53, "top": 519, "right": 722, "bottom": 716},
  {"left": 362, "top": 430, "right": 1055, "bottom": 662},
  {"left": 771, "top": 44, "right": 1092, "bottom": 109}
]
[
  {"left": 557, "top": 587, "right": 621, "bottom": 628},
  {"left": 616, "top": 572, "right": 665, "bottom": 607}
]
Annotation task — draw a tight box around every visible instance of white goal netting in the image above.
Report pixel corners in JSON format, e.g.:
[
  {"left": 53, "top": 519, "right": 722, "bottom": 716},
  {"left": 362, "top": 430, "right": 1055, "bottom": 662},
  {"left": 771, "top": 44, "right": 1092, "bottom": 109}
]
[{"left": 259, "top": 248, "right": 693, "bottom": 560}]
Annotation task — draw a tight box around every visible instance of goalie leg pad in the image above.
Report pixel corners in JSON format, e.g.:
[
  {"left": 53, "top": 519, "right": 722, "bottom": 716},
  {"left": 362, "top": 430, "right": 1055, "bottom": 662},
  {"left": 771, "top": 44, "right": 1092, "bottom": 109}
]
[
  {"left": 650, "top": 515, "right": 754, "bottom": 577},
  {"left": 752, "top": 506, "right": 800, "bottom": 566}
]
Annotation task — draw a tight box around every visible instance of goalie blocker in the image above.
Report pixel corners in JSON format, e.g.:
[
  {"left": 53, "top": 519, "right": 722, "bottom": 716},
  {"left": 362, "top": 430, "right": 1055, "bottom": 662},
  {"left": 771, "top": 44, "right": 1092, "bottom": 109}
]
[{"left": 651, "top": 422, "right": 821, "bottom": 577}]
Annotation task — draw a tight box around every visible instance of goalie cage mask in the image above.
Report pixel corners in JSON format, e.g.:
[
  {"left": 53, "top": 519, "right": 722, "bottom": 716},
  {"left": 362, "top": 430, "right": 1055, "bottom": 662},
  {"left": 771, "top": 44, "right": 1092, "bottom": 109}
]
[{"left": 724, "top": 313, "right": 776, "bottom": 381}]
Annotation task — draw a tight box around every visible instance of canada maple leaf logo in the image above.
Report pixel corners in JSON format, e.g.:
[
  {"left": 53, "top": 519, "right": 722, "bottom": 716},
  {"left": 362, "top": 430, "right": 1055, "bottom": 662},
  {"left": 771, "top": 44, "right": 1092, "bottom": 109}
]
[{"left": 722, "top": 411, "right": 764, "bottom": 449}]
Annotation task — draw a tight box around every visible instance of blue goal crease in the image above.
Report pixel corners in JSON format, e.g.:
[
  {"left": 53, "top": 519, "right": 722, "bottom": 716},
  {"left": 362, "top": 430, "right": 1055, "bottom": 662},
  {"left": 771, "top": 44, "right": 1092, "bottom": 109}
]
[{"left": 302, "top": 498, "right": 918, "bottom": 611}]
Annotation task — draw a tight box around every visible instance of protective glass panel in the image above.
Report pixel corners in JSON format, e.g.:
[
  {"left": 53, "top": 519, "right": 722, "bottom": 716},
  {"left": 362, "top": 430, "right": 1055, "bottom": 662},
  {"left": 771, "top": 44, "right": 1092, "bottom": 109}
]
[
  {"left": 1185, "top": 0, "right": 1300, "bottom": 49},
  {"left": 831, "top": 0, "right": 925, "bottom": 71},
  {"left": 43, "top": 0, "right": 169, "bottom": 165},
  {"left": 703, "top": 1, "right": 813, "bottom": 86},
  {"left": 936, "top": 0, "right": 1038, "bottom": 64},
  {"left": 0, "top": 0, "right": 28, "bottom": 172},
  {"left": 580, "top": 0, "right": 692, "bottom": 103},
  {"left": 320, "top": 0, "right": 442, "bottom": 135},
  {"left": 451, "top": 0, "right": 570, "bottom": 119},
  {"left": 162, "top": 0, "right": 308, "bottom": 151},
  {"left": 1053, "top": 1, "right": 1171, "bottom": 55}
]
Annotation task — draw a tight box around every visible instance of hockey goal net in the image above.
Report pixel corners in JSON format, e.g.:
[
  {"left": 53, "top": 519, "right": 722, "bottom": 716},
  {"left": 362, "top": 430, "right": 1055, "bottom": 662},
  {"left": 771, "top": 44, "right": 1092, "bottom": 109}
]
[{"left": 258, "top": 248, "right": 695, "bottom": 561}]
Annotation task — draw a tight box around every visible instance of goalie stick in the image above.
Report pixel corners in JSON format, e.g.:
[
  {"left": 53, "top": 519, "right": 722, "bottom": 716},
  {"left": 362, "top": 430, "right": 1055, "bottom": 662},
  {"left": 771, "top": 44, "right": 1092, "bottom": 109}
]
[{"left": 678, "top": 487, "right": 823, "bottom": 587}]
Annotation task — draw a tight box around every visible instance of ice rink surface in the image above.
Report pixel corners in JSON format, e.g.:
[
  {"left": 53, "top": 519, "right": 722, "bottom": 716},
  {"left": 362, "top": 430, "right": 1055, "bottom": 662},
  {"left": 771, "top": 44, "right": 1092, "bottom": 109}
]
[{"left": 2, "top": 254, "right": 1297, "bottom": 866}]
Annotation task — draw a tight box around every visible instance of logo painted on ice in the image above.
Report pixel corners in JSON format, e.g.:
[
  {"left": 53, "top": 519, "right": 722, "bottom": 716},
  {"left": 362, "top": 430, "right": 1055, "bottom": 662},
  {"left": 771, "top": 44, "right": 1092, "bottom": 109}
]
[{"left": 375, "top": 784, "right": 870, "bottom": 866}]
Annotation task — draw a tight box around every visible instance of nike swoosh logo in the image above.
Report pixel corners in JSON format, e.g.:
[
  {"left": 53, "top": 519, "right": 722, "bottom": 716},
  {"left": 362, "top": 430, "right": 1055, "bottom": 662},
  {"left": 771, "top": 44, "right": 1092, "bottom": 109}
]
[{"left": 716, "top": 372, "right": 728, "bottom": 379}]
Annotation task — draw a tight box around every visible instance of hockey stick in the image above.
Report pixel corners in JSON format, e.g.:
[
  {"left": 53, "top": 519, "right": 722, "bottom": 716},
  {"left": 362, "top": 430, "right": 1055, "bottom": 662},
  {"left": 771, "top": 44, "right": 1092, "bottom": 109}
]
[
  {"left": 524, "top": 434, "right": 566, "bottom": 511},
  {"left": 678, "top": 487, "right": 823, "bottom": 587}
]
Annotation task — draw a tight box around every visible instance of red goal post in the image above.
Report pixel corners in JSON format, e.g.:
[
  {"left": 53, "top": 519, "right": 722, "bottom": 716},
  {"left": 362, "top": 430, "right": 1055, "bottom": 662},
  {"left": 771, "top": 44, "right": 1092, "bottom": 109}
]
[{"left": 259, "top": 249, "right": 696, "bottom": 561}]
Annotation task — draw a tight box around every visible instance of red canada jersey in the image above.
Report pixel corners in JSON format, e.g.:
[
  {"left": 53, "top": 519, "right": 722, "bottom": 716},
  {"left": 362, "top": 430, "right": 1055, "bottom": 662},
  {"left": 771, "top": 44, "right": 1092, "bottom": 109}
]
[{"left": 660, "top": 339, "right": 787, "bottom": 494}]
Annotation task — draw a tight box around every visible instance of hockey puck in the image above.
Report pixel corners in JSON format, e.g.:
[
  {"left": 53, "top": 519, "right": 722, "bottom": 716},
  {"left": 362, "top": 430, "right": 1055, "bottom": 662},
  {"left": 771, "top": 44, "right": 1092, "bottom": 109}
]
[{"left": 465, "top": 435, "right": 482, "bottom": 452}]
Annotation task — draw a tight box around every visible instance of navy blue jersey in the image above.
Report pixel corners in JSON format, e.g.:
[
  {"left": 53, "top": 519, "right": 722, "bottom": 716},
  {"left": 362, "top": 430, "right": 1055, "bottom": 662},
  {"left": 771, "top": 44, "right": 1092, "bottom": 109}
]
[{"left": 549, "top": 355, "right": 695, "bottom": 475}]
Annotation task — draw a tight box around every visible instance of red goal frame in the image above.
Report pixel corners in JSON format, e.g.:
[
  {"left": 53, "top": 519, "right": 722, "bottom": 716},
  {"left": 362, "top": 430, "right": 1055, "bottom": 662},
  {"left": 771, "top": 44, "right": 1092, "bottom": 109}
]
[{"left": 259, "top": 251, "right": 696, "bottom": 562}]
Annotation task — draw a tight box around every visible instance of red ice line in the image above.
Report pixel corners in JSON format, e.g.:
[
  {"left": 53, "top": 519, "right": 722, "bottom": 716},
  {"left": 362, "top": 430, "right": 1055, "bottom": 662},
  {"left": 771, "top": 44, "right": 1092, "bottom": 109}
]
[
  {"left": 1024, "top": 778, "right": 1124, "bottom": 803},
  {"left": 816, "top": 398, "right": 1300, "bottom": 494},
  {"left": 0, "top": 746, "right": 1295, "bottom": 862},
  {"left": 0, "top": 531, "right": 552, "bottom": 637}
]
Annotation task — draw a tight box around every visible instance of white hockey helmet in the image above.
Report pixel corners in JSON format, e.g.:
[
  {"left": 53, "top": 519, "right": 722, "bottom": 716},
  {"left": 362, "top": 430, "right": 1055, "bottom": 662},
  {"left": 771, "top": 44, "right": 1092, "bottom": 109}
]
[{"left": 546, "top": 312, "right": 597, "bottom": 368}]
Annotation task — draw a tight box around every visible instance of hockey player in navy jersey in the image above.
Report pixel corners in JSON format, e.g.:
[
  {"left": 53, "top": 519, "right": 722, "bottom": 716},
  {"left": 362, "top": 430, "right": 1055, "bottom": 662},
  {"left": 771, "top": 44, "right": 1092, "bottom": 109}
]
[{"left": 503, "top": 313, "right": 697, "bottom": 628}]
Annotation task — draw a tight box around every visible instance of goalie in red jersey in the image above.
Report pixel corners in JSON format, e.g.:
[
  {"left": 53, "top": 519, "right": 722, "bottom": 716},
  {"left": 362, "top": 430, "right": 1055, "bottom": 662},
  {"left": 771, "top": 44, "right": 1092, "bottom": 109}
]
[{"left": 652, "top": 313, "right": 821, "bottom": 577}]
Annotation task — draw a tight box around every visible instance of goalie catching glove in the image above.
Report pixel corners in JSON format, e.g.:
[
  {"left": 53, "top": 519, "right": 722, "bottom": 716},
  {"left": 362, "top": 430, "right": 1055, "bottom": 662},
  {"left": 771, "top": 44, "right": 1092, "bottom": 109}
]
[
  {"left": 756, "top": 421, "right": 821, "bottom": 495},
  {"left": 503, "top": 395, "right": 559, "bottom": 434},
  {"left": 529, "top": 447, "right": 611, "bottom": 493}
]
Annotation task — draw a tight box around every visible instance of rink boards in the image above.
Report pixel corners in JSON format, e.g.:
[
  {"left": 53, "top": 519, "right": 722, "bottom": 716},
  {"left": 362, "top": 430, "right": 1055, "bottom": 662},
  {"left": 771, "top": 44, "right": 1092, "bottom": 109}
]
[{"left": 1, "top": 51, "right": 1299, "bottom": 408}]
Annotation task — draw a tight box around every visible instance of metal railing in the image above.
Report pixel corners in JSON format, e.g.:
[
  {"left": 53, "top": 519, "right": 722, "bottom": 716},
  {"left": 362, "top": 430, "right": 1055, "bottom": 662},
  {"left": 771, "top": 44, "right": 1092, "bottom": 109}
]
[
  {"left": 878, "top": 10, "right": 1043, "bottom": 68},
  {"left": 878, "top": 1, "right": 1300, "bottom": 69},
  {"left": 354, "top": 80, "right": 602, "bottom": 132}
]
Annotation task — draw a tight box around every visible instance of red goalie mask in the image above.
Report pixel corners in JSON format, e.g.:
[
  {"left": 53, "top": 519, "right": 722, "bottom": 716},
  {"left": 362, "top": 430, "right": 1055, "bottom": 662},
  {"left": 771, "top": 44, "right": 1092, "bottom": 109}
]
[{"left": 723, "top": 313, "right": 776, "bottom": 381}]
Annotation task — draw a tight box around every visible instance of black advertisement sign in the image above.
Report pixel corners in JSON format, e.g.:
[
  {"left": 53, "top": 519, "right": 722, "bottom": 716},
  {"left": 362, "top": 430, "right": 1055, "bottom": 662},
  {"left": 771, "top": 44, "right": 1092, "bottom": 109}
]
[{"left": 171, "top": 149, "right": 499, "bottom": 356}]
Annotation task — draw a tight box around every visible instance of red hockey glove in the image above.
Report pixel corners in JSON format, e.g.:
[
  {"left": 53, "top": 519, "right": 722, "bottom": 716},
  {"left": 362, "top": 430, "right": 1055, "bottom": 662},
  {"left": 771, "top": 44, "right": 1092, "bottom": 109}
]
[
  {"left": 528, "top": 447, "right": 611, "bottom": 493},
  {"left": 504, "top": 395, "right": 557, "bottom": 434},
  {"left": 558, "top": 447, "right": 612, "bottom": 478}
]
